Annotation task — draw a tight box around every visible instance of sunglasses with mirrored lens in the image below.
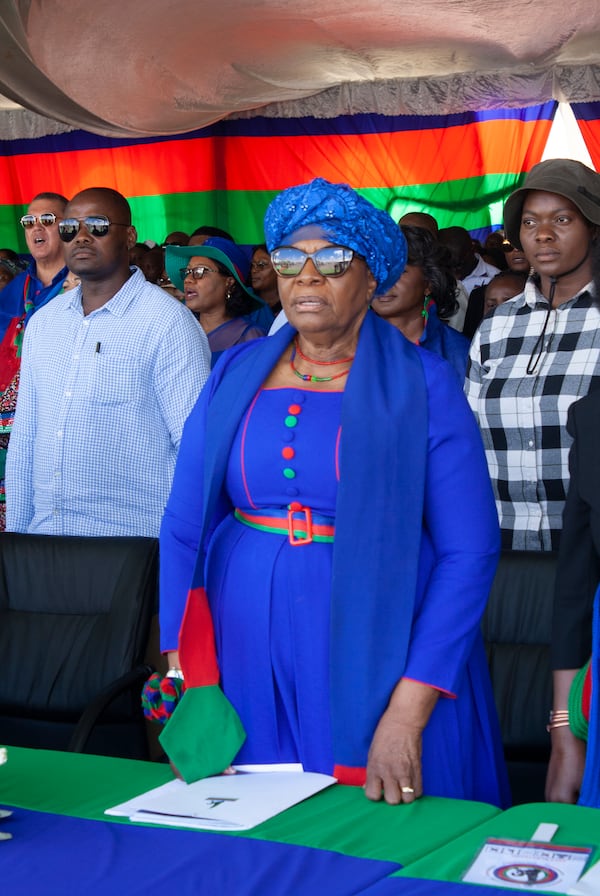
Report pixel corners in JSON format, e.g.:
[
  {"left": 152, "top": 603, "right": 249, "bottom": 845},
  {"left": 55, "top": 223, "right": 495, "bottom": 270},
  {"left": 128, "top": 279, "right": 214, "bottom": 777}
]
[
  {"left": 58, "top": 216, "right": 130, "bottom": 242},
  {"left": 270, "top": 246, "right": 355, "bottom": 278},
  {"left": 20, "top": 213, "right": 58, "bottom": 229},
  {"left": 180, "top": 265, "right": 220, "bottom": 281}
]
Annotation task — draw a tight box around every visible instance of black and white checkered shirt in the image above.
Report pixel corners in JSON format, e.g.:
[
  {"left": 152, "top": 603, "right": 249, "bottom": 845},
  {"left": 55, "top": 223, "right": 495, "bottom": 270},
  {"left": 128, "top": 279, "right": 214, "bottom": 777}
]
[{"left": 465, "top": 278, "right": 600, "bottom": 551}]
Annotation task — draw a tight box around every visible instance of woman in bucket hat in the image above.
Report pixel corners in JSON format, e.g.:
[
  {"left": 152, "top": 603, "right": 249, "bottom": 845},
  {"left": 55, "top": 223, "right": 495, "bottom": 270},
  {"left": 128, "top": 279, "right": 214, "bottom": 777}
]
[
  {"left": 465, "top": 158, "right": 600, "bottom": 552},
  {"left": 166, "top": 237, "right": 266, "bottom": 366}
]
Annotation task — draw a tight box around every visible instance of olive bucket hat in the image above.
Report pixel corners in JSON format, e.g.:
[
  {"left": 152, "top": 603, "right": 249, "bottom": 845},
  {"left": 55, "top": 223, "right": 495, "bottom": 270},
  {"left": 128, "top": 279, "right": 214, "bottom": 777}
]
[{"left": 503, "top": 158, "right": 600, "bottom": 250}]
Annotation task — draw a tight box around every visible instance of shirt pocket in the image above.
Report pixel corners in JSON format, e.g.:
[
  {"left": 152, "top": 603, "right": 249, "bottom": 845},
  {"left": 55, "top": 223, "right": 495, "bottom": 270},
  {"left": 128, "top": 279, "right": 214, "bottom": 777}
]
[{"left": 90, "top": 349, "right": 143, "bottom": 406}]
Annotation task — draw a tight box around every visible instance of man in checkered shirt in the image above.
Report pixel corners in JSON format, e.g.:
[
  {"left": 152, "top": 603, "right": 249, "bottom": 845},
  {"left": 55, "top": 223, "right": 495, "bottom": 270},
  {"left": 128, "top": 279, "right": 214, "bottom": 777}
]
[{"left": 466, "top": 159, "right": 600, "bottom": 551}]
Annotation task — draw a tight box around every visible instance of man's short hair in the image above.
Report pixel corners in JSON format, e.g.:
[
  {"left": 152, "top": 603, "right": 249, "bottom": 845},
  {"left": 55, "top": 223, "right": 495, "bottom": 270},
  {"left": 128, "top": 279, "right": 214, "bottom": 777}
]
[
  {"left": 30, "top": 192, "right": 68, "bottom": 207},
  {"left": 67, "top": 187, "right": 132, "bottom": 225}
]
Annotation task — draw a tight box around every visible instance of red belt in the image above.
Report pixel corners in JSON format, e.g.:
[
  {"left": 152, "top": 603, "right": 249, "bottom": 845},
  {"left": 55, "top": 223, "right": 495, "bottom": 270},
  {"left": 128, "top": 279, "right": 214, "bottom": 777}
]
[{"left": 234, "top": 504, "right": 335, "bottom": 546}]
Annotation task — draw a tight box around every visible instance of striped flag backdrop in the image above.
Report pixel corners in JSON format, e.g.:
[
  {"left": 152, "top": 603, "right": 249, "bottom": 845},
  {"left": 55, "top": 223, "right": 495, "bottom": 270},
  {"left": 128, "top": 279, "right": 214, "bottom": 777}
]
[
  {"left": 0, "top": 102, "right": 557, "bottom": 251},
  {"left": 571, "top": 101, "right": 600, "bottom": 170}
]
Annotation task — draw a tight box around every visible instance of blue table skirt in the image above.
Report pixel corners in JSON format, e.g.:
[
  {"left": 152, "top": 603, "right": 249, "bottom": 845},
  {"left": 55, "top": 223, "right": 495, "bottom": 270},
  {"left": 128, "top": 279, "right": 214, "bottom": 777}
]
[{"left": 1, "top": 806, "right": 401, "bottom": 896}]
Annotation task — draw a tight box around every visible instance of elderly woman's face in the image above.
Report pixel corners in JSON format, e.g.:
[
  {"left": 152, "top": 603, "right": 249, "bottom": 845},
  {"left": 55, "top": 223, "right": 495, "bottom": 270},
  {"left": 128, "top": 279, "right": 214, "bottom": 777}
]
[
  {"left": 275, "top": 238, "right": 376, "bottom": 338},
  {"left": 182, "top": 255, "right": 233, "bottom": 315}
]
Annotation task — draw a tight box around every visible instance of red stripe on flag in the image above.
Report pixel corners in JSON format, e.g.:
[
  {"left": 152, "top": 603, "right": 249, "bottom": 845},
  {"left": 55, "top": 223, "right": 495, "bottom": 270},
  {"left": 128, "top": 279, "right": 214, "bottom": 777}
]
[{"left": 0, "top": 117, "right": 553, "bottom": 202}]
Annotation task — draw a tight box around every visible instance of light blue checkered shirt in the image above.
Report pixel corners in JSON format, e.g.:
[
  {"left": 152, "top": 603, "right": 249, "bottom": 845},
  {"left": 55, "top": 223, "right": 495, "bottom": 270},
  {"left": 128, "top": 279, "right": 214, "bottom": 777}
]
[{"left": 6, "top": 268, "right": 211, "bottom": 536}]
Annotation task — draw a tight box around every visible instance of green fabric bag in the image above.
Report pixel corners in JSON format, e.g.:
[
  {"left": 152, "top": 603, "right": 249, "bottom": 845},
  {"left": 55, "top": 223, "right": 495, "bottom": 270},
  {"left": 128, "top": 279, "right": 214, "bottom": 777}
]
[{"left": 159, "top": 684, "right": 246, "bottom": 783}]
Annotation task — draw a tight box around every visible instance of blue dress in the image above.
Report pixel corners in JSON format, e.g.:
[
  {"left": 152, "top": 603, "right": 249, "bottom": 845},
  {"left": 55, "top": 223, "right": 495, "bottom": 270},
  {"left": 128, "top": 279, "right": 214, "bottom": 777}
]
[
  {"left": 160, "top": 314, "right": 509, "bottom": 805},
  {"left": 206, "top": 388, "right": 341, "bottom": 773}
]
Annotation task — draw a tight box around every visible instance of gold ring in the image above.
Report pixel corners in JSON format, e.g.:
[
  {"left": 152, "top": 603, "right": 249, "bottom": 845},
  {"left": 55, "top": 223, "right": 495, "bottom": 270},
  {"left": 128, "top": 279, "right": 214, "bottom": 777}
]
[{"left": 401, "top": 786, "right": 415, "bottom": 794}]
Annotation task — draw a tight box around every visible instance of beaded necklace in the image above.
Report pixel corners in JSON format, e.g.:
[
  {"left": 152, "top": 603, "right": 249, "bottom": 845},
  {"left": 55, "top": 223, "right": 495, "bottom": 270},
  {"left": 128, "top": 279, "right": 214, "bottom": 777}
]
[{"left": 289, "top": 338, "right": 354, "bottom": 383}]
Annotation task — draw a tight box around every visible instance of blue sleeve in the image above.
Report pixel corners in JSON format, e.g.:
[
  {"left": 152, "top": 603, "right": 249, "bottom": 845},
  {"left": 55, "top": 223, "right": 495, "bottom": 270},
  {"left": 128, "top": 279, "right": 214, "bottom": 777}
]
[
  {"left": 158, "top": 341, "right": 255, "bottom": 652},
  {"left": 158, "top": 386, "right": 211, "bottom": 652},
  {"left": 403, "top": 355, "right": 500, "bottom": 693},
  {"left": 0, "top": 274, "right": 27, "bottom": 342}
]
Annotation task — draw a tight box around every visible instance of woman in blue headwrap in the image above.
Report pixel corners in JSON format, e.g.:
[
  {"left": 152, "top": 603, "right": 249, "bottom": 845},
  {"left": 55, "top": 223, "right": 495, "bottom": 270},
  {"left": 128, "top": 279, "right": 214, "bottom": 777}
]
[{"left": 157, "top": 178, "right": 509, "bottom": 807}]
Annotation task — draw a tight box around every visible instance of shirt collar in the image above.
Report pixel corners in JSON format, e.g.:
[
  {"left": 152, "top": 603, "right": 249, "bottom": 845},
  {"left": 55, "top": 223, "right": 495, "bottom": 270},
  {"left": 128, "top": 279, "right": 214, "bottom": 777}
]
[
  {"left": 523, "top": 276, "right": 595, "bottom": 310},
  {"left": 27, "top": 260, "right": 68, "bottom": 288},
  {"left": 67, "top": 267, "right": 143, "bottom": 317}
]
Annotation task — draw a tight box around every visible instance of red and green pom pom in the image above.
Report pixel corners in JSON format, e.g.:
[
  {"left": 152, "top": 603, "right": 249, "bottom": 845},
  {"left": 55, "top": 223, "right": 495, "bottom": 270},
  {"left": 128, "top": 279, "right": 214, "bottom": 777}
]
[{"left": 141, "top": 672, "right": 185, "bottom": 724}]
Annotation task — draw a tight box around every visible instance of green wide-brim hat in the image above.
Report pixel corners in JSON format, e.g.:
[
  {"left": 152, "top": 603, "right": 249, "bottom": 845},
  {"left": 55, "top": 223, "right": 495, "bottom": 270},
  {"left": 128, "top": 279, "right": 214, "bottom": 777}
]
[
  {"left": 165, "top": 237, "right": 263, "bottom": 310},
  {"left": 503, "top": 158, "right": 600, "bottom": 250}
]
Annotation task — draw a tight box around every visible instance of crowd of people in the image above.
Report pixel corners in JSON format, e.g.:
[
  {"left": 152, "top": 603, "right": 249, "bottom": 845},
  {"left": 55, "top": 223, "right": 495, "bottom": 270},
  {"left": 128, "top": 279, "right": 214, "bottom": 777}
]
[{"left": 2, "top": 157, "right": 600, "bottom": 809}]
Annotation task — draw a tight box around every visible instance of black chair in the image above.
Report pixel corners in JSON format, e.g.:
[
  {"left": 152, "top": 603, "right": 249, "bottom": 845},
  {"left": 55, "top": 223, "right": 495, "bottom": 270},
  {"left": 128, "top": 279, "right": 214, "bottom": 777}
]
[
  {"left": 482, "top": 550, "right": 557, "bottom": 805},
  {"left": 0, "top": 533, "right": 158, "bottom": 759}
]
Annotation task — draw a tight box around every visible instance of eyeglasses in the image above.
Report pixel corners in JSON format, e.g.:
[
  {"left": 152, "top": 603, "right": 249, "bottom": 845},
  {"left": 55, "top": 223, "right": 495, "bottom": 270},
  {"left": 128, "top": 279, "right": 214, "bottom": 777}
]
[
  {"left": 270, "top": 246, "right": 355, "bottom": 278},
  {"left": 180, "top": 265, "right": 220, "bottom": 281},
  {"left": 20, "top": 213, "right": 59, "bottom": 229},
  {"left": 502, "top": 241, "right": 516, "bottom": 253},
  {"left": 58, "top": 216, "right": 130, "bottom": 242},
  {"left": 250, "top": 260, "right": 271, "bottom": 271}
]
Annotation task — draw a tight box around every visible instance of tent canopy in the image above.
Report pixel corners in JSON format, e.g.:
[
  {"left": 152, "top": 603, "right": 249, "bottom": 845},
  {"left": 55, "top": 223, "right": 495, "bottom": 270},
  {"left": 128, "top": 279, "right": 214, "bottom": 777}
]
[{"left": 1, "top": 1, "right": 600, "bottom": 138}]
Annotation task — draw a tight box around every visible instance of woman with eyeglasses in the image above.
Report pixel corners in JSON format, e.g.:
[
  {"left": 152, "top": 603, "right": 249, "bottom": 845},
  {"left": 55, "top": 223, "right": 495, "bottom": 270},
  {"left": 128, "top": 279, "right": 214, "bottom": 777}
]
[
  {"left": 157, "top": 178, "right": 508, "bottom": 808},
  {"left": 250, "top": 244, "right": 281, "bottom": 315},
  {"left": 166, "top": 238, "right": 266, "bottom": 367},
  {"left": 0, "top": 192, "right": 68, "bottom": 531}
]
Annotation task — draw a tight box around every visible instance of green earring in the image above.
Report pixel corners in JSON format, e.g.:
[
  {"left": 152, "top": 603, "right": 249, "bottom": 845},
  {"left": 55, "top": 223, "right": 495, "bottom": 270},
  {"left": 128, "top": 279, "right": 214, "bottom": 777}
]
[{"left": 422, "top": 294, "right": 431, "bottom": 321}]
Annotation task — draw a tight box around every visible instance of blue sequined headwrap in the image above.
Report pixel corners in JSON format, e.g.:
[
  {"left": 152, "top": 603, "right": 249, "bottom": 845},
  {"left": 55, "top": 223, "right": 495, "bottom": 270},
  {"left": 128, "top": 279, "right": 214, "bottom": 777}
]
[{"left": 263, "top": 178, "right": 407, "bottom": 294}]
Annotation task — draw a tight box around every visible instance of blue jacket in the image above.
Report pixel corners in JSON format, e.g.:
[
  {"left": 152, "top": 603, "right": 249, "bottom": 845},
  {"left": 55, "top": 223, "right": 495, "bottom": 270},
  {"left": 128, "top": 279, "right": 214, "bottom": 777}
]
[
  {"left": 0, "top": 262, "right": 67, "bottom": 344},
  {"left": 160, "top": 312, "right": 501, "bottom": 780}
]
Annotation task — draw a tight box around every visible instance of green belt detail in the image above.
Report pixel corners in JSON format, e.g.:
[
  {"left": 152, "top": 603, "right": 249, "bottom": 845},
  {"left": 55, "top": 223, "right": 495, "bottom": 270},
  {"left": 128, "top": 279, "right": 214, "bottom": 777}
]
[{"left": 234, "top": 509, "right": 335, "bottom": 543}]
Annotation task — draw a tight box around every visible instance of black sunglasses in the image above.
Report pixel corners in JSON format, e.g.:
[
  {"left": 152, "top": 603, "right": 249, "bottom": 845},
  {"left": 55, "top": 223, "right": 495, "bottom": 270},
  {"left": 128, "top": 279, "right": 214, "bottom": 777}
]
[{"left": 58, "top": 216, "right": 130, "bottom": 242}]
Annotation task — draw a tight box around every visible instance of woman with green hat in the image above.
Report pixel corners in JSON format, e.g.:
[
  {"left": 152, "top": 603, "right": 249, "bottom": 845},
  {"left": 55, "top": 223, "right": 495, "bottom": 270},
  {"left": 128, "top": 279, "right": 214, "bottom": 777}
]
[
  {"left": 166, "top": 237, "right": 266, "bottom": 366},
  {"left": 466, "top": 158, "right": 600, "bottom": 552}
]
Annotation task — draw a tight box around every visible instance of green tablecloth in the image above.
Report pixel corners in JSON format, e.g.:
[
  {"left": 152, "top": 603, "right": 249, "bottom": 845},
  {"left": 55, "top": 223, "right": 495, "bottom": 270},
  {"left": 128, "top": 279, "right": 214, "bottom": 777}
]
[
  {"left": 394, "top": 801, "right": 600, "bottom": 894},
  {"left": 0, "top": 746, "right": 500, "bottom": 865}
]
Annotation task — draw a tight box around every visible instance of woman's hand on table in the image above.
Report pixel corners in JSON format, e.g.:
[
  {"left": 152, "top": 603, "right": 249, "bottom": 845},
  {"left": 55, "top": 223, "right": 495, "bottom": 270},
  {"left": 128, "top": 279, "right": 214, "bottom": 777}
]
[
  {"left": 365, "top": 709, "right": 423, "bottom": 804},
  {"left": 545, "top": 726, "right": 586, "bottom": 804},
  {"left": 364, "top": 678, "right": 439, "bottom": 805}
]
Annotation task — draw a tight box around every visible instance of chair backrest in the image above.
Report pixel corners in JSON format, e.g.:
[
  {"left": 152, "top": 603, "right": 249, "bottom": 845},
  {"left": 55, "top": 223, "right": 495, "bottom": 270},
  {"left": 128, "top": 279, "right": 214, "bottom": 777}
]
[{"left": 0, "top": 533, "right": 157, "bottom": 724}]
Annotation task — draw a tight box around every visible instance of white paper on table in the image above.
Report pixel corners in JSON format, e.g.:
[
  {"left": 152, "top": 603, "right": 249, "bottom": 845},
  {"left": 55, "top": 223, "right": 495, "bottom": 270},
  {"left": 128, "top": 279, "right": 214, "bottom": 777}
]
[
  {"left": 105, "top": 766, "right": 336, "bottom": 831},
  {"left": 462, "top": 838, "right": 593, "bottom": 892},
  {"left": 567, "top": 859, "right": 600, "bottom": 894}
]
